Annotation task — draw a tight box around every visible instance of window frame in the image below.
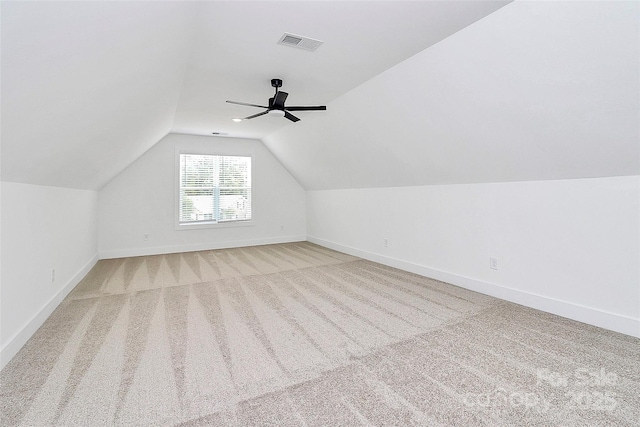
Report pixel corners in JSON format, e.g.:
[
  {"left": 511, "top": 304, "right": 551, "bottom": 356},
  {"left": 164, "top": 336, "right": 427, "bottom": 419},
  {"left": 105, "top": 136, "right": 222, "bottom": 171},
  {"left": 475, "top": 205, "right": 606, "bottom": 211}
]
[{"left": 175, "top": 149, "right": 254, "bottom": 230}]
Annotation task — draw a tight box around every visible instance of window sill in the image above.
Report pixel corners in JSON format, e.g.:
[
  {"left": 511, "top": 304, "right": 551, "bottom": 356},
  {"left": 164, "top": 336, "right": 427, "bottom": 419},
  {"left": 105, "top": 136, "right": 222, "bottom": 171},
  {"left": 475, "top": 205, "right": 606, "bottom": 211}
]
[{"left": 175, "top": 220, "right": 255, "bottom": 231}]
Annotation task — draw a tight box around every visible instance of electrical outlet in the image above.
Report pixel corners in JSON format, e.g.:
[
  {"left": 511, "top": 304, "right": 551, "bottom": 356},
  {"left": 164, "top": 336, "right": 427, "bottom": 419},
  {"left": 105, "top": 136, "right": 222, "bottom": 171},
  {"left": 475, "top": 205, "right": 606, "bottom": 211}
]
[
  {"left": 280, "top": 224, "right": 284, "bottom": 231},
  {"left": 51, "top": 269, "right": 56, "bottom": 283},
  {"left": 490, "top": 257, "right": 498, "bottom": 270},
  {"left": 143, "top": 233, "right": 149, "bottom": 241},
  {"left": 384, "top": 238, "right": 389, "bottom": 248}
]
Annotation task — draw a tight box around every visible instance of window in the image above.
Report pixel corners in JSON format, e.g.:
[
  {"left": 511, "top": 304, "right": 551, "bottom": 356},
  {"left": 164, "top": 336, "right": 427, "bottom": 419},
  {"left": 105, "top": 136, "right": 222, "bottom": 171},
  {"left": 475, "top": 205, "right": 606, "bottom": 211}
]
[{"left": 178, "top": 153, "right": 251, "bottom": 226}]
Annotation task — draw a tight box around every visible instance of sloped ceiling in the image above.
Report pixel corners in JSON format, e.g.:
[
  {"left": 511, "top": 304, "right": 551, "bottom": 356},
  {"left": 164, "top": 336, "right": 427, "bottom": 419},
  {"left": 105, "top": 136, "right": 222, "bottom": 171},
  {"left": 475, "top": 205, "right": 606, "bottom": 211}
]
[
  {"left": 264, "top": 0, "right": 640, "bottom": 190},
  {"left": 1, "top": 0, "right": 511, "bottom": 190},
  {"left": 171, "top": 1, "right": 510, "bottom": 139},
  {"left": 1, "top": 2, "right": 199, "bottom": 190},
  {"left": 2, "top": 1, "right": 637, "bottom": 192}
]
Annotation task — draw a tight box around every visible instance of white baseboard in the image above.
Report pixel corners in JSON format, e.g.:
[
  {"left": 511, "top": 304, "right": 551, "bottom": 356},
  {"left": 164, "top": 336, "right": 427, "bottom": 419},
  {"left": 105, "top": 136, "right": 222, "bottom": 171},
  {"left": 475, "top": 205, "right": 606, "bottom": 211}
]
[
  {"left": 308, "top": 236, "right": 640, "bottom": 338},
  {"left": 0, "top": 254, "right": 100, "bottom": 371},
  {"left": 99, "top": 235, "right": 307, "bottom": 259},
  {"left": 1, "top": 237, "right": 306, "bottom": 371}
]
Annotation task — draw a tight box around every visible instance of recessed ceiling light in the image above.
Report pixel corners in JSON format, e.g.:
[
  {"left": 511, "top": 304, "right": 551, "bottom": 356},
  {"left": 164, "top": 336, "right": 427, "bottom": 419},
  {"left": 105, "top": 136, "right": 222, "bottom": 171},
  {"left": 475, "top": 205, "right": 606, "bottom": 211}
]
[{"left": 232, "top": 118, "right": 242, "bottom": 122}]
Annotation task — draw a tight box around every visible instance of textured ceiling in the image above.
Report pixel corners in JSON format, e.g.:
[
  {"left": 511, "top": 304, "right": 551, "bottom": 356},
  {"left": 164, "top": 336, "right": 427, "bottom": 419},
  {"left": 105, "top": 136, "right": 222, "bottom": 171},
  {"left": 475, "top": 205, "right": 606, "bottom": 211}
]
[{"left": 1, "top": 1, "right": 511, "bottom": 190}]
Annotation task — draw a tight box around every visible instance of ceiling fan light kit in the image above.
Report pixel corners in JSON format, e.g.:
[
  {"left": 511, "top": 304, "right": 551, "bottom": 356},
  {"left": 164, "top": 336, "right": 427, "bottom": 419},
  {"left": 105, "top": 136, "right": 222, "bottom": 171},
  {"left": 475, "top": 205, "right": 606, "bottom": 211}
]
[
  {"left": 268, "top": 109, "right": 285, "bottom": 117},
  {"left": 226, "top": 78, "right": 326, "bottom": 123}
]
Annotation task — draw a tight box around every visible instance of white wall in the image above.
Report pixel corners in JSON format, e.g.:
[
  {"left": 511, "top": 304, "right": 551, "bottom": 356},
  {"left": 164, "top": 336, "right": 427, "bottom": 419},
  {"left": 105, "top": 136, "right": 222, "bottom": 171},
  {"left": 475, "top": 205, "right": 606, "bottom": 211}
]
[
  {"left": 307, "top": 176, "right": 640, "bottom": 337},
  {"left": 0, "top": 182, "right": 98, "bottom": 369},
  {"left": 98, "top": 133, "right": 306, "bottom": 258}
]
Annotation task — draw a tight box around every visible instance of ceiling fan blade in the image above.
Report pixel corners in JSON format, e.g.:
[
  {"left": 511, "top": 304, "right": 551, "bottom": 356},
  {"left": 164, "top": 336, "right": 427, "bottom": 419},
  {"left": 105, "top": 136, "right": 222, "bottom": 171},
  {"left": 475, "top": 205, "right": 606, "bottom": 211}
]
[
  {"left": 227, "top": 80, "right": 323, "bottom": 122},
  {"left": 273, "top": 91, "right": 288, "bottom": 109},
  {"left": 284, "top": 111, "right": 300, "bottom": 122},
  {"left": 226, "top": 100, "right": 269, "bottom": 109},
  {"left": 244, "top": 110, "right": 269, "bottom": 120},
  {"left": 285, "top": 106, "right": 327, "bottom": 111}
]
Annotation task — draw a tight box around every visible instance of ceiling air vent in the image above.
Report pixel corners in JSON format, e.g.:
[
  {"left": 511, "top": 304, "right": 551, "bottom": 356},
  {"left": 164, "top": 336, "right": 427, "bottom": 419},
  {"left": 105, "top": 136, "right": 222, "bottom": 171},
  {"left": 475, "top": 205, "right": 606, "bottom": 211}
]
[{"left": 277, "top": 33, "right": 323, "bottom": 52}]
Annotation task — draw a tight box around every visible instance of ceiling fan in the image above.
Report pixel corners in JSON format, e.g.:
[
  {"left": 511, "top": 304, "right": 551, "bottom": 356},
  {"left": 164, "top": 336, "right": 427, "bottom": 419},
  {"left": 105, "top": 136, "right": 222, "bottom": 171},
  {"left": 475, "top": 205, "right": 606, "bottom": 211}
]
[{"left": 226, "top": 78, "right": 326, "bottom": 122}]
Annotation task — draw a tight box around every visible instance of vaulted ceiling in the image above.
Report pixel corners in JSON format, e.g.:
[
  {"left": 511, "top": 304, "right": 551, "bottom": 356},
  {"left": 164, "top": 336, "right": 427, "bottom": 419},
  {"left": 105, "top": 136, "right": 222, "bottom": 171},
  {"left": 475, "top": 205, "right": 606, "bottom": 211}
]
[
  {"left": 264, "top": 1, "right": 640, "bottom": 189},
  {"left": 2, "top": 1, "right": 637, "bottom": 191}
]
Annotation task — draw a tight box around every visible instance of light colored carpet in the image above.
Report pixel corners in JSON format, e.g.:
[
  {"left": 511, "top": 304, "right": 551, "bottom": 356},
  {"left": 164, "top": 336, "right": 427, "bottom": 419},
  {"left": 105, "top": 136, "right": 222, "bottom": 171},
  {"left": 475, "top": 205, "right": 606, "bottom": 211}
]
[{"left": 1, "top": 242, "right": 638, "bottom": 426}]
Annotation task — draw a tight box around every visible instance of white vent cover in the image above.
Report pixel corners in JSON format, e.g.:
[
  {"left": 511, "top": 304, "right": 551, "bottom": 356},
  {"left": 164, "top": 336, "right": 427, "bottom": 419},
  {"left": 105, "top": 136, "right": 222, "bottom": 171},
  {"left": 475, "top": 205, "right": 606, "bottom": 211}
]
[{"left": 277, "top": 33, "right": 323, "bottom": 51}]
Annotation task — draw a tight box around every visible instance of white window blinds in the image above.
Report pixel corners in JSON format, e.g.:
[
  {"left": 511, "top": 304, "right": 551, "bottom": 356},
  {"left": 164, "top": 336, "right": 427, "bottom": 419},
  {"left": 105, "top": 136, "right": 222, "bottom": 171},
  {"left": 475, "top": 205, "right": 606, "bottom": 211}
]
[{"left": 179, "top": 154, "right": 251, "bottom": 224}]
